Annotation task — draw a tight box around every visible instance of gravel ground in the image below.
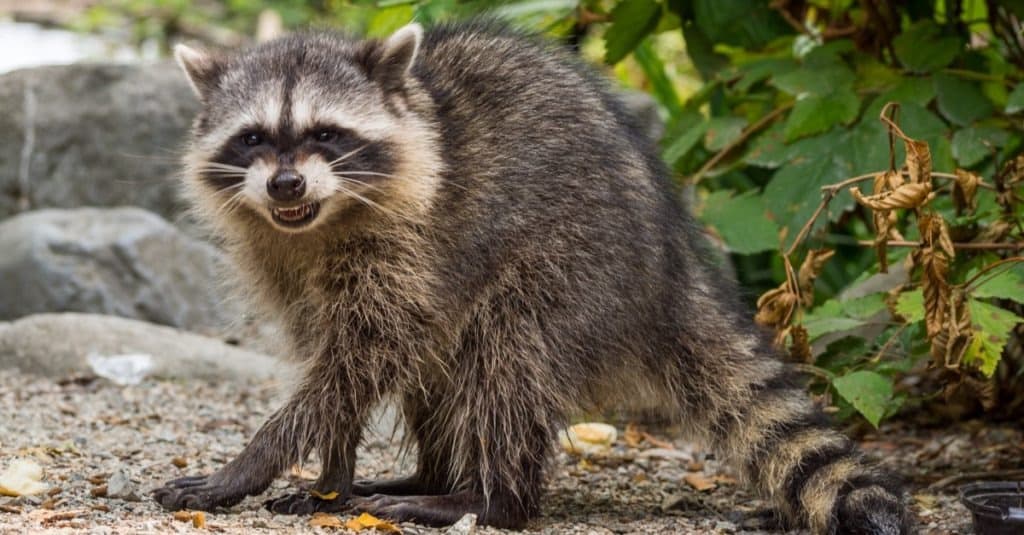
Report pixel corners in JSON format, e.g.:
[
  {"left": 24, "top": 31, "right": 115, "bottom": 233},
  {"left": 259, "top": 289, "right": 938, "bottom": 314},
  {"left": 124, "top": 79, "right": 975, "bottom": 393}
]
[{"left": 1, "top": 368, "right": 1019, "bottom": 534}]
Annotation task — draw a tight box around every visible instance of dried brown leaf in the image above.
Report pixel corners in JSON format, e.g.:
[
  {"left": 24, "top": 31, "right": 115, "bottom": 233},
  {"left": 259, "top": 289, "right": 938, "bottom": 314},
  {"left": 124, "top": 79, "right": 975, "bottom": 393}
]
[
  {"left": 173, "top": 511, "right": 191, "bottom": 522},
  {"left": 952, "top": 169, "right": 980, "bottom": 214},
  {"left": 917, "top": 214, "right": 954, "bottom": 351},
  {"left": 789, "top": 325, "right": 812, "bottom": 363},
  {"left": 905, "top": 139, "right": 932, "bottom": 185},
  {"left": 683, "top": 473, "right": 716, "bottom": 492},
  {"left": 932, "top": 288, "right": 973, "bottom": 368},
  {"left": 345, "top": 512, "right": 401, "bottom": 533},
  {"left": 192, "top": 511, "right": 207, "bottom": 529},
  {"left": 797, "top": 249, "right": 834, "bottom": 307},
  {"left": 310, "top": 512, "right": 344, "bottom": 528},
  {"left": 755, "top": 287, "right": 798, "bottom": 332},
  {"left": 850, "top": 182, "right": 933, "bottom": 211},
  {"left": 310, "top": 490, "right": 339, "bottom": 500}
]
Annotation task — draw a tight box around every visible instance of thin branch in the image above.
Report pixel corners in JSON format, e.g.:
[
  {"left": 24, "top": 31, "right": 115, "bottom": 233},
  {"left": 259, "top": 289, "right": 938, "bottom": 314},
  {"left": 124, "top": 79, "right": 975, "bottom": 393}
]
[
  {"left": 928, "top": 468, "right": 1024, "bottom": 489},
  {"left": 856, "top": 240, "right": 1024, "bottom": 251},
  {"left": 689, "top": 103, "right": 794, "bottom": 186},
  {"left": 786, "top": 189, "right": 838, "bottom": 257},
  {"left": 964, "top": 256, "right": 1024, "bottom": 289}
]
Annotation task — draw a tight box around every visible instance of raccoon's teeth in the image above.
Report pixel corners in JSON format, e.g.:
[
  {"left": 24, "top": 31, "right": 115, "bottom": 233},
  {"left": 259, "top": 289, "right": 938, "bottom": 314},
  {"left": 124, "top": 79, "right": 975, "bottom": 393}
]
[{"left": 273, "top": 204, "right": 313, "bottom": 222}]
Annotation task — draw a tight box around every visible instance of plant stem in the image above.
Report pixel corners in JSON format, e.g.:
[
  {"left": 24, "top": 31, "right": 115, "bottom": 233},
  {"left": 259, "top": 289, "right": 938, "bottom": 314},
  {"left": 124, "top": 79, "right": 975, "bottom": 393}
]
[
  {"left": 856, "top": 240, "right": 1024, "bottom": 251},
  {"left": 689, "top": 103, "right": 794, "bottom": 186}
]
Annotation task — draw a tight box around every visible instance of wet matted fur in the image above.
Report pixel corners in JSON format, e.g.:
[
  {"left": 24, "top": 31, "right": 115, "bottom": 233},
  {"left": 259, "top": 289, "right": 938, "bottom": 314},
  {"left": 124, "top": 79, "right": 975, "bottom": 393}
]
[{"left": 152, "top": 20, "right": 911, "bottom": 534}]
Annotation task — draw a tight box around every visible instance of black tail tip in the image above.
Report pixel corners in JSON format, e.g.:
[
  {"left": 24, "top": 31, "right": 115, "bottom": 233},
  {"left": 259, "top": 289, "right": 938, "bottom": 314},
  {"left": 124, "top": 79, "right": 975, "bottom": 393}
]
[{"left": 832, "top": 484, "right": 914, "bottom": 535}]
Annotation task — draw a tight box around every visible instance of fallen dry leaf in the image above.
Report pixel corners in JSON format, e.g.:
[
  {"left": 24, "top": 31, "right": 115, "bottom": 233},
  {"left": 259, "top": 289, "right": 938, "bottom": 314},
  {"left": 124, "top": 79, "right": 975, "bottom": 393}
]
[
  {"left": 90, "top": 485, "right": 107, "bottom": 498},
  {"left": 36, "top": 509, "right": 86, "bottom": 526},
  {"left": 310, "top": 512, "right": 344, "bottom": 528},
  {"left": 310, "top": 490, "right": 340, "bottom": 500},
  {"left": 559, "top": 423, "right": 617, "bottom": 456},
  {"left": 173, "top": 511, "right": 192, "bottom": 522},
  {"left": 171, "top": 457, "right": 188, "bottom": 469},
  {"left": 0, "top": 458, "right": 48, "bottom": 497},
  {"left": 683, "top": 473, "right": 716, "bottom": 492},
  {"left": 192, "top": 511, "right": 206, "bottom": 529},
  {"left": 345, "top": 512, "right": 401, "bottom": 533}
]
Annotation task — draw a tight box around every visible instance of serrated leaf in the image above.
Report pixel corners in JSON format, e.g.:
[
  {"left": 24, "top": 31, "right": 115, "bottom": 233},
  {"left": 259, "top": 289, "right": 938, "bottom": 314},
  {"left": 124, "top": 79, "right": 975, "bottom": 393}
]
[
  {"left": 895, "top": 290, "right": 925, "bottom": 323},
  {"left": 934, "top": 73, "right": 994, "bottom": 126},
  {"left": 894, "top": 21, "right": 962, "bottom": 73},
  {"left": 952, "top": 126, "right": 1010, "bottom": 168},
  {"left": 972, "top": 266, "right": 1024, "bottom": 304},
  {"left": 692, "top": 0, "right": 791, "bottom": 50},
  {"left": 604, "top": 0, "right": 661, "bottom": 64},
  {"left": 802, "top": 293, "right": 888, "bottom": 340},
  {"left": 1007, "top": 83, "right": 1024, "bottom": 114},
  {"left": 735, "top": 58, "right": 799, "bottom": 92},
  {"left": 832, "top": 370, "right": 894, "bottom": 427},
  {"left": 704, "top": 117, "right": 747, "bottom": 151},
  {"left": 966, "top": 299, "right": 1024, "bottom": 376},
  {"left": 783, "top": 89, "right": 859, "bottom": 142},
  {"left": 699, "top": 190, "right": 779, "bottom": 254}
]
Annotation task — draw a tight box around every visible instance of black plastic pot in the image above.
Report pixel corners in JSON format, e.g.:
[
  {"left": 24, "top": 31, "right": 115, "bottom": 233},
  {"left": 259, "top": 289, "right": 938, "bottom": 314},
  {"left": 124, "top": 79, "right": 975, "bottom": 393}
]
[{"left": 960, "top": 481, "right": 1024, "bottom": 535}]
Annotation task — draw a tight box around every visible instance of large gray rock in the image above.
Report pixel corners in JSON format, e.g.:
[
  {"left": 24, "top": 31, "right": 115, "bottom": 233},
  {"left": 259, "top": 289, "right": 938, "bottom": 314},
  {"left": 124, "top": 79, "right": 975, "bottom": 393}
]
[
  {"left": 0, "top": 62, "right": 196, "bottom": 221},
  {"left": 0, "top": 207, "right": 235, "bottom": 332},
  {"left": 0, "top": 313, "right": 279, "bottom": 382}
]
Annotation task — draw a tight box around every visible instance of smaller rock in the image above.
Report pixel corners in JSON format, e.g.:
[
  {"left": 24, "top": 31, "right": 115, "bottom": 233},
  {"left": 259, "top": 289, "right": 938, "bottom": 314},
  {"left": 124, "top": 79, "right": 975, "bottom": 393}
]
[
  {"left": 105, "top": 470, "right": 139, "bottom": 502},
  {"left": 445, "top": 513, "right": 477, "bottom": 535}
]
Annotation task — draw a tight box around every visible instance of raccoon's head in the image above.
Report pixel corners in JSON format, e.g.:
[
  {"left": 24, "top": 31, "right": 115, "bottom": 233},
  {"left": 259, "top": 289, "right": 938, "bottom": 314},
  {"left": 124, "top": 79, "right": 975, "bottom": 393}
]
[{"left": 174, "top": 23, "right": 440, "bottom": 234}]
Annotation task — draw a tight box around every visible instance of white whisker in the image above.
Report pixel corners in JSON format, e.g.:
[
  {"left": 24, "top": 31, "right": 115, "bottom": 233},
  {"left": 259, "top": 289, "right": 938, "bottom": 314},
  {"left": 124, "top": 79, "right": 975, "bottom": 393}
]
[{"left": 327, "top": 144, "right": 369, "bottom": 168}]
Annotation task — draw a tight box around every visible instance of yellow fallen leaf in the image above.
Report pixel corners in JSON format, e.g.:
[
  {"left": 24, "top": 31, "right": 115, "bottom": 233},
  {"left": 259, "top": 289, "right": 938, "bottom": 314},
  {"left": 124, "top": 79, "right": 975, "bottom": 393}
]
[
  {"left": 558, "top": 423, "right": 617, "bottom": 455},
  {"left": 345, "top": 512, "right": 401, "bottom": 533},
  {"left": 0, "top": 458, "right": 48, "bottom": 497},
  {"left": 310, "top": 512, "right": 344, "bottom": 528},
  {"left": 310, "top": 490, "right": 339, "bottom": 500},
  {"left": 172, "top": 510, "right": 191, "bottom": 522},
  {"left": 192, "top": 511, "right": 206, "bottom": 529},
  {"left": 683, "top": 472, "right": 716, "bottom": 492}
]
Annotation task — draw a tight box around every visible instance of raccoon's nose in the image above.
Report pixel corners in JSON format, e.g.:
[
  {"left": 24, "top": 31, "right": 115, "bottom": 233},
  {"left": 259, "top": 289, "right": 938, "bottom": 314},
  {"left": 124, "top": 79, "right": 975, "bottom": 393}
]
[{"left": 267, "top": 170, "right": 306, "bottom": 202}]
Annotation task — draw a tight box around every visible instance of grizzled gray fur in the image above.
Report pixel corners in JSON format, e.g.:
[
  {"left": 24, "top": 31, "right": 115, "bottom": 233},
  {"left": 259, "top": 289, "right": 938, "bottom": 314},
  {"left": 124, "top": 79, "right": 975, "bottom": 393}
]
[{"left": 153, "top": 20, "right": 910, "bottom": 534}]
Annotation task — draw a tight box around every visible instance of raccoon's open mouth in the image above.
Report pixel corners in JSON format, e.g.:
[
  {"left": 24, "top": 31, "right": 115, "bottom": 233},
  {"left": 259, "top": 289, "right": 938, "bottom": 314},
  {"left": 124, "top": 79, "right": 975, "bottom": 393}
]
[{"left": 270, "top": 202, "right": 320, "bottom": 228}]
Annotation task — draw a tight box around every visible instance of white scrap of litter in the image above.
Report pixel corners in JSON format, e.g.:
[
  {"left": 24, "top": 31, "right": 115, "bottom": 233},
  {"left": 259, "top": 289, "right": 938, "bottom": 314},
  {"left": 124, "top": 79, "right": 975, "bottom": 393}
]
[
  {"left": 87, "top": 353, "right": 155, "bottom": 385},
  {"left": 558, "top": 422, "right": 618, "bottom": 456},
  {"left": 0, "top": 458, "right": 48, "bottom": 497}
]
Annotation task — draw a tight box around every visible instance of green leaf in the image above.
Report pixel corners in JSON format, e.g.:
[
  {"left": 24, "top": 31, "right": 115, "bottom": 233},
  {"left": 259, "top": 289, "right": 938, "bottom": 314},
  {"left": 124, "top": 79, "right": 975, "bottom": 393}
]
[
  {"left": 681, "top": 22, "right": 729, "bottom": 79},
  {"left": 972, "top": 265, "right": 1024, "bottom": 304},
  {"left": 1007, "top": 83, "right": 1024, "bottom": 114},
  {"left": 803, "top": 293, "right": 887, "bottom": 340},
  {"left": 783, "top": 89, "right": 860, "bottom": 142},
  {"left": 899, "top": 103, "right": 948, "bottom": 139},
  {"left": 773, "top": 64, "right": 855, "bottom": 97},
  {"left": 704, "top": 117, "right": 747, "bottom": 151},
  {"left": 661, "top": 112, "right": 708, "bottom": 167},
  {"left": 893, "top": 21, "right": 962, "bottom": 73},
  {"left": 934, "top": 73, "right": 994, "bottom": 126},
  {"left": 698, "top": 190, "right": 780, "bottom": 254},
  {"left": 952, "top": 126, "right": 1010, "bottom": 168},
  {"left": 692, "top": 0, "right": 792, "bottom": 50},
  {"left": 832, "top": 370, "right": 894, "bottom": 427},
  {"left": 734, "top": 58, "right": 799, "bottom": 92},
  {"left": 604, "top": 0, "right": 662, "bottom": 64},
  {"left": 895, "top": 290, "right": 925, "bottom": 323},
  {"left": 966, "top": 299, "right": 1024, "bottom": 376},
  {"left": 633, "top": 39, "right": 682, "bottom": 117}
]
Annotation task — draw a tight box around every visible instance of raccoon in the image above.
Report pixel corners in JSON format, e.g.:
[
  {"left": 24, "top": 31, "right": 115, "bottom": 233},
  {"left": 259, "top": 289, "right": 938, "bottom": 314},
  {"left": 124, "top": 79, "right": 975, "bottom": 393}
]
[{"left": 153, "top": 20, "right": 910, "bottom": 534}]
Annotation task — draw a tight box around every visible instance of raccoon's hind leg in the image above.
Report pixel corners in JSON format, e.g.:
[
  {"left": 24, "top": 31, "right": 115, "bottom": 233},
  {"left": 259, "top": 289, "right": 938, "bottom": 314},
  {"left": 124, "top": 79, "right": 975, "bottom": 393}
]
[
  {"left": 680, "top": 334, "right": 910, "bottom": 534},
  {"left": 352, "top": 391, "right": 454, "bottom": 497}
]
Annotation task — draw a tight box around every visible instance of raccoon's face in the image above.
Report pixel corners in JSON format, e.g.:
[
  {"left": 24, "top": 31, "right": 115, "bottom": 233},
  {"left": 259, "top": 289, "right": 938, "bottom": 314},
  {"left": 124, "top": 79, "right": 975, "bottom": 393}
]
[{"left": 175, "top": 24, "right": 439, "bottom": 233}]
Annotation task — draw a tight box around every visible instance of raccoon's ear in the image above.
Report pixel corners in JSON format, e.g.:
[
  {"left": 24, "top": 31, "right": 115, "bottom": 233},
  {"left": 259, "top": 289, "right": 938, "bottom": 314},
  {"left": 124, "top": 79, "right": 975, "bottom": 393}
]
[
  {"left": 174, "top": 44, "right": 226, "bottom": 101},
  {"left": 369, "top": 22, "right": 423, "bottom": 93}
]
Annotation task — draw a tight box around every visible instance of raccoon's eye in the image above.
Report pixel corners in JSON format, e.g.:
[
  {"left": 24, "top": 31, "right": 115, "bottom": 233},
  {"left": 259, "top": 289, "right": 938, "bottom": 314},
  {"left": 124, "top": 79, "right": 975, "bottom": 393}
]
[
  {"left": 241, "top": 132, "right": 263, "bottom": 147},
  {"left": 313, "top": 130, "right": 338, "bottom": 143}
]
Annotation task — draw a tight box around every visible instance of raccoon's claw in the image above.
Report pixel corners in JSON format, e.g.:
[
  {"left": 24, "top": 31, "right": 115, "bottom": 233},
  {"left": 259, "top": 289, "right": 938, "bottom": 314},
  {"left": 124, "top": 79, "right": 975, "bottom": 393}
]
[
  {"left": 833, "top": 485, "right": 912, "bottom": 535},
  {"left": 263, "top": 492, "right": 352, "bottom": 515},
  {"left": 152, "top": 474, "right": 248, "bottom": 512}
]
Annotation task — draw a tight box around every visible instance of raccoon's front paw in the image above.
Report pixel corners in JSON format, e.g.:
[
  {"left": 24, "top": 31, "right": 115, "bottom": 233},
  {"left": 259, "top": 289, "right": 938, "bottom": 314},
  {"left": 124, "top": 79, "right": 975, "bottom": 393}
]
[
  {"left": 264, "top": 492, "right": 351, "bottom": 515},
  {"left": 152, "top": 474, "right": 250, "bottom": 512},
  {"left": 834, "top": 485, "right": 912, "bottom": 535}
]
